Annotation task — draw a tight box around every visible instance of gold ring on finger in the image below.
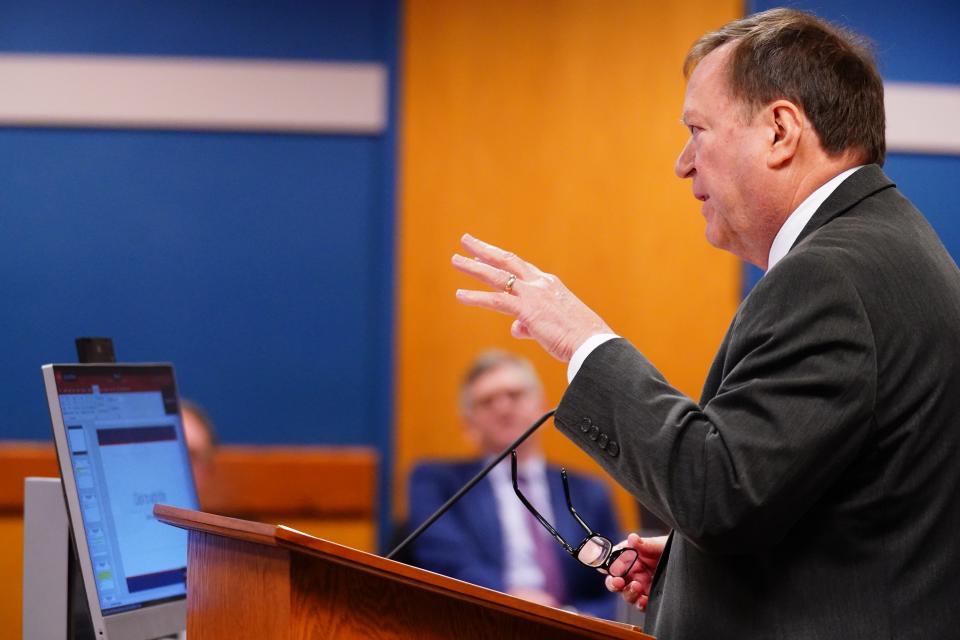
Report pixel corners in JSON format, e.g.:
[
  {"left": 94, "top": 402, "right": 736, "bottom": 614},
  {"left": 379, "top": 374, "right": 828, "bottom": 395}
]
[{"left": 504, "top": 274, "right": 517, "bottom": 293}]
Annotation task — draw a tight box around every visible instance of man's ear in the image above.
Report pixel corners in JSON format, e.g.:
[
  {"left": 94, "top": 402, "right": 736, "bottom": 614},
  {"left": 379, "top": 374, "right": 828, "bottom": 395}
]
[{"left": 766, "top": 100, "right": 804, "bottom": 168}]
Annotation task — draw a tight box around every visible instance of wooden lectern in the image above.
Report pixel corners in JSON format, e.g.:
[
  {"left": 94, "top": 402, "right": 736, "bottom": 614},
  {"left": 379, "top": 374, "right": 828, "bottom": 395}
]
[{"left": 155, "top": 505, "right": 653, "bottom": 640}]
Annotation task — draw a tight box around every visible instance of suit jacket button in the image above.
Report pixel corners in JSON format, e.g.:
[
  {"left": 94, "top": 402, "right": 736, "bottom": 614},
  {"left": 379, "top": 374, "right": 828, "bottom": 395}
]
[
  {"left": 580, "top": 417, "right": 592, "bottom": 433},
  {"left": 597, "top": 433, "right": 609, "bottom": 448},
  {"left": 606, "top": 441, "right": 619, "bottom": 457},
  {"left": 588, "top": 425, "right": 600, "bottom": 441}
]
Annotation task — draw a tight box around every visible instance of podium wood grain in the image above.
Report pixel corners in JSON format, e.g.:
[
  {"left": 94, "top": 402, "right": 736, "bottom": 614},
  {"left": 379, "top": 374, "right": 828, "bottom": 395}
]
[{"left": 158, "top": 505, "right": 651, "bottom": 640}]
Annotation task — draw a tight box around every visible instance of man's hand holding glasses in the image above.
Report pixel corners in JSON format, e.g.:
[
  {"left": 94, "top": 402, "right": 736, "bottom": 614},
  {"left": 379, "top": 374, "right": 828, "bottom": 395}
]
[{"left": 603, "top": 533, "right": 668, "bottom": 612}]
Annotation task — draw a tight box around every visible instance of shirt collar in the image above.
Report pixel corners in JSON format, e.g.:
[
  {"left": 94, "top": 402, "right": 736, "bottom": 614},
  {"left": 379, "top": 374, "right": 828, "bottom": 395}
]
[{"left": 766, "top": 165, "right": 863, "bottom": 272}]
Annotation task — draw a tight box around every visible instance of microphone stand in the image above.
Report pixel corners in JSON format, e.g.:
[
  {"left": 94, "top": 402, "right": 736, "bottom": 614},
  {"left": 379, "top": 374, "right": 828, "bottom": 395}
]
[{"left": 385, "top": 408, "right": 556, "bottom": 560}]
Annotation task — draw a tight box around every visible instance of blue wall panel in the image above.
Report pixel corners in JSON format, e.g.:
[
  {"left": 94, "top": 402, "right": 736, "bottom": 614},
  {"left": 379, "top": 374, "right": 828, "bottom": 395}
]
[
  {"left": 744, "top": 1, "right": 960, "bottom": 294},
  {"left": 0, "top": 0, "right": 398, "bottom": 467},
  {"left": 1, "top": 129, "right": 390, "bottom": 445},
  {"left": 0, "top": 0, "right": 391, "bottom": 60}
]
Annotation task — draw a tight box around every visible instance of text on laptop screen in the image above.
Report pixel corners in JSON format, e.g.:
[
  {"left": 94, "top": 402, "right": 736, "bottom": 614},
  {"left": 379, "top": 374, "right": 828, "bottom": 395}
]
[{"left": 53, "top": 366, "right": 198, "bottom": 615}]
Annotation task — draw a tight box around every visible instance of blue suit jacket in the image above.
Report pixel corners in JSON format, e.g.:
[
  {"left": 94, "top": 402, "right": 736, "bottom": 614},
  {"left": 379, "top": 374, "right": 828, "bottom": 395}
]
[{"left": 408, "top": 459, "right": 620, "bottom": 620}]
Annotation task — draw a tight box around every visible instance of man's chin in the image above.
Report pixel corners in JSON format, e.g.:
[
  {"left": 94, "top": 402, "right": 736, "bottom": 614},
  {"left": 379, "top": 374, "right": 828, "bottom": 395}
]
[{"left": 704, "top": 227, "right": 727, "bottom": 251}]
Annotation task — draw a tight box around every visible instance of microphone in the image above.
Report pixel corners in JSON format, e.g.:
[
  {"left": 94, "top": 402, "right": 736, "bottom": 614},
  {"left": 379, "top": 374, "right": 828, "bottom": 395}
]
[{"left": 385, "top": 408, "right": 556, "bottom": 560}]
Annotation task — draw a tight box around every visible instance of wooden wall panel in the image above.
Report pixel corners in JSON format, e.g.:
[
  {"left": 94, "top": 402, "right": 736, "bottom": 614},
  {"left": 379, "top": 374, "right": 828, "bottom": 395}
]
[{"left": 396, "top": 0, "right": 743, "bottom": 529}]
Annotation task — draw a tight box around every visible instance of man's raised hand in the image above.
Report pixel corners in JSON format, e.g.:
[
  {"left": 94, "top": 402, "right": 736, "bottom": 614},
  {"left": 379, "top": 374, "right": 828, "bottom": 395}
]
[{"left": 453, "top": 233, "right": 612, "bottom": 362}]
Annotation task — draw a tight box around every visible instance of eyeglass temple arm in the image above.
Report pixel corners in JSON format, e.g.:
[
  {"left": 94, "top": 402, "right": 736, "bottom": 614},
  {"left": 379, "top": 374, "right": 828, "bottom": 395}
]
[
  {"left": 560, "top": 469, "right": 596, "bottom": 537},
  {"left": 386, "top": 409, "right": 556, "bottom": 560},
  {"left": 510, "top": 450, "right": 576, "bottom": 554}
]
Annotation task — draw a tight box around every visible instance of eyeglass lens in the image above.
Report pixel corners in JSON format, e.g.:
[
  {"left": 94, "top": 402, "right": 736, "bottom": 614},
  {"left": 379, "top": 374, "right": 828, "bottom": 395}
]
[
  {"left": 607, "top": 548, "right": 639, "bottom": 578},
  {"left": 577, "top": 536, "right": 613, "bottom": 567},
  {"left": 576, "top": 536, "right": 639, "bottom": 577},
  {"left": 472, "top": 386, "right": 534, "bottom": 412}
]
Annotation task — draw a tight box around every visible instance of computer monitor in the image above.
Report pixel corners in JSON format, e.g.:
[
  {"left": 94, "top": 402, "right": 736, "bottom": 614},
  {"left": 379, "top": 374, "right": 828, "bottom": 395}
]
[{"left": 42, "top": 363, "right": 198, "bottom": 640}]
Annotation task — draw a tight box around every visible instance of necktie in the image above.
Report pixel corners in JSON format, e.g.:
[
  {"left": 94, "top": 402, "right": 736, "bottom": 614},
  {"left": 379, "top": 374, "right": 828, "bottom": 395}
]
[{"left": 518, "top": 472, "right": 567, "bottom": 605}]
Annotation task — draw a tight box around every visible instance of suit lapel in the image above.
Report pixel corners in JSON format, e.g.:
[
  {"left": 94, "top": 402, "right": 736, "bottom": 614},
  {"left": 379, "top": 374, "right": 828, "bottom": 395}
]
[
  {"left": 793, "top": 164, "right": 895, "bottom": 247},
  {"left": 700, "top": 165, "right": 895, "bottom": 404}
]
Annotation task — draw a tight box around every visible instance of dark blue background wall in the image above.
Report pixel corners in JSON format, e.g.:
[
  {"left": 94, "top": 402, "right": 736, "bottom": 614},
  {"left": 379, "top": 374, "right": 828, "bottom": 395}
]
[
  {"left": 745, "top": 1, "right": 960, "bottom": 292},
  {"left": 0, "top": 0, "right": 399, "bottom": 498}
]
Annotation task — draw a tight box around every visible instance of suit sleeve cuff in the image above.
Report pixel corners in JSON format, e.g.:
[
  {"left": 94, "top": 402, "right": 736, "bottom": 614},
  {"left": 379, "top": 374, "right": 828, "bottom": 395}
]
[{"left": 567, "top": 333, "right": 620, "bottom": 383}]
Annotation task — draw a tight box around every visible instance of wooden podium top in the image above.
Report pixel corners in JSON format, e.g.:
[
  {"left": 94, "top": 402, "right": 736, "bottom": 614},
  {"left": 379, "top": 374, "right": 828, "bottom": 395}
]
[{"left": 156, "top": 504, "right": 652, "bottom": 640}]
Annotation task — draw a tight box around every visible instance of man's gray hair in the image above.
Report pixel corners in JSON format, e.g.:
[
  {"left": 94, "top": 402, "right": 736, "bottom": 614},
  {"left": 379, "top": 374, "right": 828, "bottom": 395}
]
[{"left": 458, "top": 349, "right": 542, "bottom": 413}]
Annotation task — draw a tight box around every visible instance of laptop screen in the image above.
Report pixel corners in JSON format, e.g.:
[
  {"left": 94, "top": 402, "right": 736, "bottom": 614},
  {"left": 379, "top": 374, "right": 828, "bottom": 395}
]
[{"left": 51, "top": 365, "right": 198, "bottom": 615}]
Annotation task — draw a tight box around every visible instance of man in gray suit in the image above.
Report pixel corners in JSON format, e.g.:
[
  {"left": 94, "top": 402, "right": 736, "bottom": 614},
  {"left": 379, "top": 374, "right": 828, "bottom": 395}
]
[{"left": 452, "top": 8, "right": 960, "bottom": 639}]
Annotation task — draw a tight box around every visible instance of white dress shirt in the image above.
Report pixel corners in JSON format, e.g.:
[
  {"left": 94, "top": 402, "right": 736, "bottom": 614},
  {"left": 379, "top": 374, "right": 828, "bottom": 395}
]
[
  {"left": 566, "top": 166, "right": 864, "bottom": 383},
  {"left": 487, "top": 454, "right": 557, "bottom": 590}
]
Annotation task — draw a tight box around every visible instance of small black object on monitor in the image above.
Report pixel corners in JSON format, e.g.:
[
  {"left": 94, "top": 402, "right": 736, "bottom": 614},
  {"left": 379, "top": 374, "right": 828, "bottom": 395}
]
[{"left": 75, "top": 337, "right": 117, "bottom": 364}]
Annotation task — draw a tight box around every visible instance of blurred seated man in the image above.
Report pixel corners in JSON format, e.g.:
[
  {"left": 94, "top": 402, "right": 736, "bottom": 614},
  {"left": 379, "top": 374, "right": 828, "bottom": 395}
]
[
  {"left": 408, "top": 350, "right": 620, "bottom": 619},
  {"left": 180, "top": 399, "right": 218, "bottom": 502}
]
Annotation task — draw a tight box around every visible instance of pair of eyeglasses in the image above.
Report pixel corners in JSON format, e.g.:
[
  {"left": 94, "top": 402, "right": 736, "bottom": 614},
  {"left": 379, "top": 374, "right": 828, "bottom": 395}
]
[
  {"left": 471, "top": 386, "right": 535, "bottom": 412},
  {"left": 510, "top": 450, "right": 638, "bottom": 578}
]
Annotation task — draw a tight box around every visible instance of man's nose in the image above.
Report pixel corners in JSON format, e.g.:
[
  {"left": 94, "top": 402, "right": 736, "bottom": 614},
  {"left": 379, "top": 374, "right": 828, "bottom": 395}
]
[
  {"left": 675, "top": 138, "right": 694, "bottom": 179},
  {"left": 491, "top": 392, "right": 514, "bottom": 413}
]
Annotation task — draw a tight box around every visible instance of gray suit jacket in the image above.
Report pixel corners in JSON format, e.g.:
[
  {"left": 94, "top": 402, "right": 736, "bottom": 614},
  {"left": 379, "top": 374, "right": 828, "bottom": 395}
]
[{"left": 556, "top": 165, "right": 960, "bottom": 639}]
